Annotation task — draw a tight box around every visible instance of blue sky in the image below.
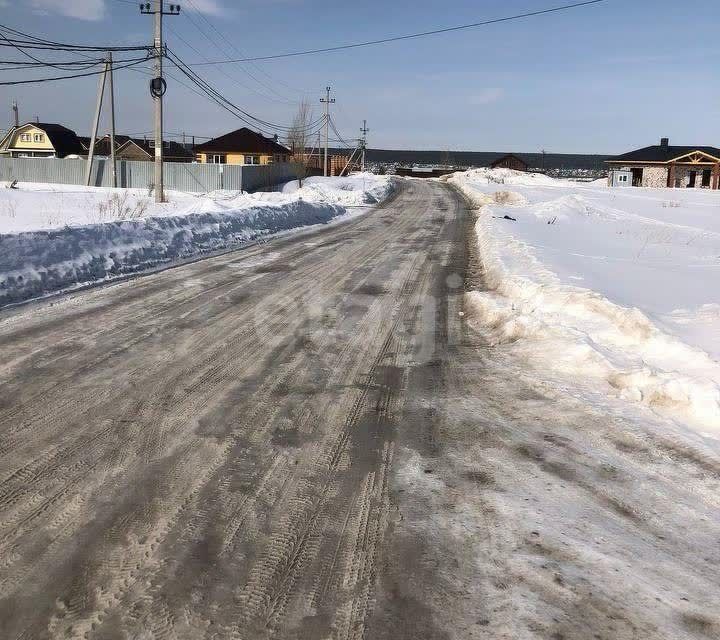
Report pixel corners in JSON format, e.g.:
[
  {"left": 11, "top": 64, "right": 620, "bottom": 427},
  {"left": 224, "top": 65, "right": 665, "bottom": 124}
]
[{"left": 3, "top": 0, "right": 720, "bottom": 153}]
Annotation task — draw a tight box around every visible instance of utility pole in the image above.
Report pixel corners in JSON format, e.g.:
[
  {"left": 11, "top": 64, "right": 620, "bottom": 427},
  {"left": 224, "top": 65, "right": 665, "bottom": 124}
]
[
  {"left": 85, "top": 57, "right": 108, "bottom": 186},
  {"left": 11, "top": 100, "right": 18, "bottom": 127},
  {"left": 320, "top": 86, "right": 335, "bottom": 177},
  {"left": 107, "top": 52, "right": 117, "bottom": 188},
  {"left": 141, "top": 1, "right": 180, "bottom": 202},
  {"left": 360, "top": 119, "right": 369, "bottom": 172}
]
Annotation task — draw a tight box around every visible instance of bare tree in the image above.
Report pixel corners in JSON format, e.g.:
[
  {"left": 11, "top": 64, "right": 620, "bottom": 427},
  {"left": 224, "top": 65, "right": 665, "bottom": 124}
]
[{"left": 287, "top": 99, "right": 313, "bottom": 187}]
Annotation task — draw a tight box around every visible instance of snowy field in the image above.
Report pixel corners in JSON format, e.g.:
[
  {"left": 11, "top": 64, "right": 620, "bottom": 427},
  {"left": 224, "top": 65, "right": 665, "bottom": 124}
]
[
  {"left": 449, "top": 168, "right": 720, "bottom": 446},
  {"left": 0, "top": 174, "right": 394, "bottom": 305}
]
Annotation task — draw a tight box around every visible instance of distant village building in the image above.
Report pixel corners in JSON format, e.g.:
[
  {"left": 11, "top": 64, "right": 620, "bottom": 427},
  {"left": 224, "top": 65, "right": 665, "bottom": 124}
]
[
  {"left": 490, "top": 154, "right": 529, "bottom": 172},
  {"left": 0, "top": 122, "right": 85, "bottom": 158},
  {"left": 395, "top": 167, "right": 457, "bottom": 178},
  {"left": 296, "top": 151, "right": 357, "bottom": 176},
  {"left": 80, "top": 135, "right": 194, "bottom": 163},
  {"left": 606, "top": 138, "right": 720, "bottom": 189},
  {"left": 194, "top": 127, "right": 290, "bottom": 165}
]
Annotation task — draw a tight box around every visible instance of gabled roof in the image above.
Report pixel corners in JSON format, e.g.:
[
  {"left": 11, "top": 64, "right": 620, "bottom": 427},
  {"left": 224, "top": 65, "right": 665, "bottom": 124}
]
[
  {"left": 82, "top": 135, "right": 193, "bottom": 160},
  {"left": 193, "top": 127, "right": 290, "bottom": 155},
  {"left": 490, "top": 153, "right": 529, "bottom": 168},
  {"left": 11, "top": 122, "right": 85, "bottom": 157},
  {"left": 607, "top": 145, "right": 720, "bottom": 163},
  {"left": 120, "top": 137, "right": 194, "bottom": 159}
]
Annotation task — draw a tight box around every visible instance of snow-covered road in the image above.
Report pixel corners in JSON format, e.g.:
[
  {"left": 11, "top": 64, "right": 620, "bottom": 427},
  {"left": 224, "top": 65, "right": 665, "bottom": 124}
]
[{"left": 0, "top": 179, "right": 718, "bottom": 639}]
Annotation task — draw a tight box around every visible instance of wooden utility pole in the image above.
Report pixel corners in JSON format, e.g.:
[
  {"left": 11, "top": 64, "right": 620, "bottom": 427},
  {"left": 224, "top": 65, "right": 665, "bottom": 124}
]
[
  {"left": 11, "top": 100, "right": 19, "bottom": 127},
  {"left": 141, "top": 1, "right": 180, "bottom": 202},
  {"left": 320, "top": 86, "right": 335, "bottom": 177}
]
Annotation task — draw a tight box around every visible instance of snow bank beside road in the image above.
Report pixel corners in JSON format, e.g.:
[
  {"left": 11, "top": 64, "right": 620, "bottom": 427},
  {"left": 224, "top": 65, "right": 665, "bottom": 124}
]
[
  {"left": 0, "top": 174, "right": 394, "bottom": 305},
  {"left": 282, "top": 173, "right": 395, "bottom": 206},
  {"left": 450, "top": 168, "right": 720, "bottom": 440}
]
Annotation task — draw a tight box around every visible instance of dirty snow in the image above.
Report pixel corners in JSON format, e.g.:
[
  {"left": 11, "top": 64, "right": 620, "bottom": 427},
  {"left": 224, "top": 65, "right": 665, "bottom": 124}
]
[
  {"left": 0, "top": 173, "right": 394, "bottom": 305},
  {"left": 449, "top": 168, "right": 720, "bottom": 442}
]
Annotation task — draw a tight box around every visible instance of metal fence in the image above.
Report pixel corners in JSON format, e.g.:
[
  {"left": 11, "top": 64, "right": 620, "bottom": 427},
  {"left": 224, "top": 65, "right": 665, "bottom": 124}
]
[{"left": 0, "top": 157, "right": 302, "bottom": 193}]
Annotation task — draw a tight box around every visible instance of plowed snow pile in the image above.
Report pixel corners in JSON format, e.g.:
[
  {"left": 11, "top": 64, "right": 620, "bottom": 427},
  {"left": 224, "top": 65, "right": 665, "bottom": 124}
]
[
  {"left": 450, "top": 168, "right": 720, "bottom": 443},
  {"left": 0, "top": 173, "right": 394, "bottom": 304}
]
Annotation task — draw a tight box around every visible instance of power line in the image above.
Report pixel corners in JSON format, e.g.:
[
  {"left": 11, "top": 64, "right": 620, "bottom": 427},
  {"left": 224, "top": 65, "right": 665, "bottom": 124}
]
[
  {"left": 166, "top": 50, "right": 326, "bottom": 137},
  {"left": 165, "top": 23, "right": 297, "bottom": 106},
  {"left": 328, "top": 115, "right": 354, "bottom": 148},
  {"left": 0, "top": 34, "right": 103, "bottom": 70},
  {"left": 177, "top": 0, "right": 299, "bottom": 104},
  {"left": 180, "top": 0, "right": 311, "bottom": 99},
  {"left": 190, "top": 0, "right": 608, "bottom": 65},
  {"left": 0, "top": 56, "right": 151, "bottom": 85}
]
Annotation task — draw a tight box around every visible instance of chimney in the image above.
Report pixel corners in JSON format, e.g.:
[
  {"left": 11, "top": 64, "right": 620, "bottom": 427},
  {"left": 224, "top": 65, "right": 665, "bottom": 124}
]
[{"left": 660, "top": 137, "right": 669, "bottom": 148}]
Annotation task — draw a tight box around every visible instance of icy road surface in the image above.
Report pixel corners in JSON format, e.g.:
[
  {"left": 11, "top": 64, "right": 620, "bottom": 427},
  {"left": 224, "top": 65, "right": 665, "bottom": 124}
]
[{"left": 0, "top": 180, "right": 718, "bottom": 639}]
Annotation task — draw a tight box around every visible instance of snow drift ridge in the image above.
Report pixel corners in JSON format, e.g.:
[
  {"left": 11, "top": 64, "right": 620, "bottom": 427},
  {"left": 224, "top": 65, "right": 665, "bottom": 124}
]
[
  {"left": 0, "top": 201, "right": 343, "bottom": 305},
  {"left": 451, "top": 169, "right": 720, "bottom": 439}
]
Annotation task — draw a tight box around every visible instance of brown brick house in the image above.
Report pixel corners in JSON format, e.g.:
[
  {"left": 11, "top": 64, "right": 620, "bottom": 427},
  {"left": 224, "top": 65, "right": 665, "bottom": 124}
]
[{"left": 606, "top": 138, "right": 720, "bottom": 189}]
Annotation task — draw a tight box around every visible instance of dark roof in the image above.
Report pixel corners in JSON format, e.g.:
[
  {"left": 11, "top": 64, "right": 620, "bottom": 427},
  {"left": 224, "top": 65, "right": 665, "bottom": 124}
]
[
  {"left": 124, "top": 137, "right": 194, "bottom": 159},
  {"left": 20, "top": 122, "right": 85, "bottom": 157},
  {"left": 193, "top": 127, "right": 290, "bottom": 155},
  {"left": 83, "top": 135, "right": 193, "bottom": 160},
  {"left": 607, "top": 145, "right": 720, "bottom": 163},
  {"left": 91, "top": 135, "right": 132, "bottom": 156},
  {"left": 490, "top": 153, "right": 529, "bottom": 168}
]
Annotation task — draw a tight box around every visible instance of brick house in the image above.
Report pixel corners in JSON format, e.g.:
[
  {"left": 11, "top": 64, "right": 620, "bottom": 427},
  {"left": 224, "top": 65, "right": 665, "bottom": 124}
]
[{"left": 606, "top": 138, "right": 720, "bottom": 189}]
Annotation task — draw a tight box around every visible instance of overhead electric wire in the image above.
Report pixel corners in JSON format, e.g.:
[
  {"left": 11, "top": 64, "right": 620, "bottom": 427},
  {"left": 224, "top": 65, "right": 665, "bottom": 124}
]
[
  {"left": 165, "top": 57, "right": 315, "bottom": 137},
  {"left": 0, "top": 38, "right": 150, "bottom": 53},
  {"left": 180, "top": 0, "right": 311, "bottom": 100},
  {"left": 166, "top": 50, "right": 326, "bottom": 136},
  {"left": 0, "top": 23, "right": 151, "bottom": 52},
  {"left": 173, "top": 0, "right": 298, "bottom": 105},
  {"left": 0, "top": 59, "right": 105, "bottom": 70},
  {"left": 165, "top": 23, "right": 297, "bottom": 106},
  {"left": 328, "top": 116, "right": 356, "bottom": 148},
  {"left": 0, "top": 31, "right": 120, "bottom": 71},
  {"left": 190, "top": 0, "right": 608, "bottom": 65},
  {"left": 0, "top": 56, "right": 151, "bottom": 85},
  {"left": 126, "top": 63, "right": 218, "bottom": 103}
]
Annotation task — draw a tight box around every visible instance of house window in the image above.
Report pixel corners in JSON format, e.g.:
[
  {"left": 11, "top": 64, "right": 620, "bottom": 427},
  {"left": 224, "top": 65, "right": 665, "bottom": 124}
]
[
  {"left": 244, "top": 155, "right": 260, "bottom": 165},
  {"left": 702, "top": 169, "right": 712, "bottom": 188},
  {"left": 688, "top": 171, "right": 697, "bottom": 188},
  {"left": 33, "top": 133, "right": 44, "bottom": 142},
  {"left": 209, "top": 154, "right": 226, "bottom": 164},
  {"left": 617, "top": 175, "right": 628, "bottom": 183},
  {"left": 20, "top": 133, "right": 31, "bottom": 142}
]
